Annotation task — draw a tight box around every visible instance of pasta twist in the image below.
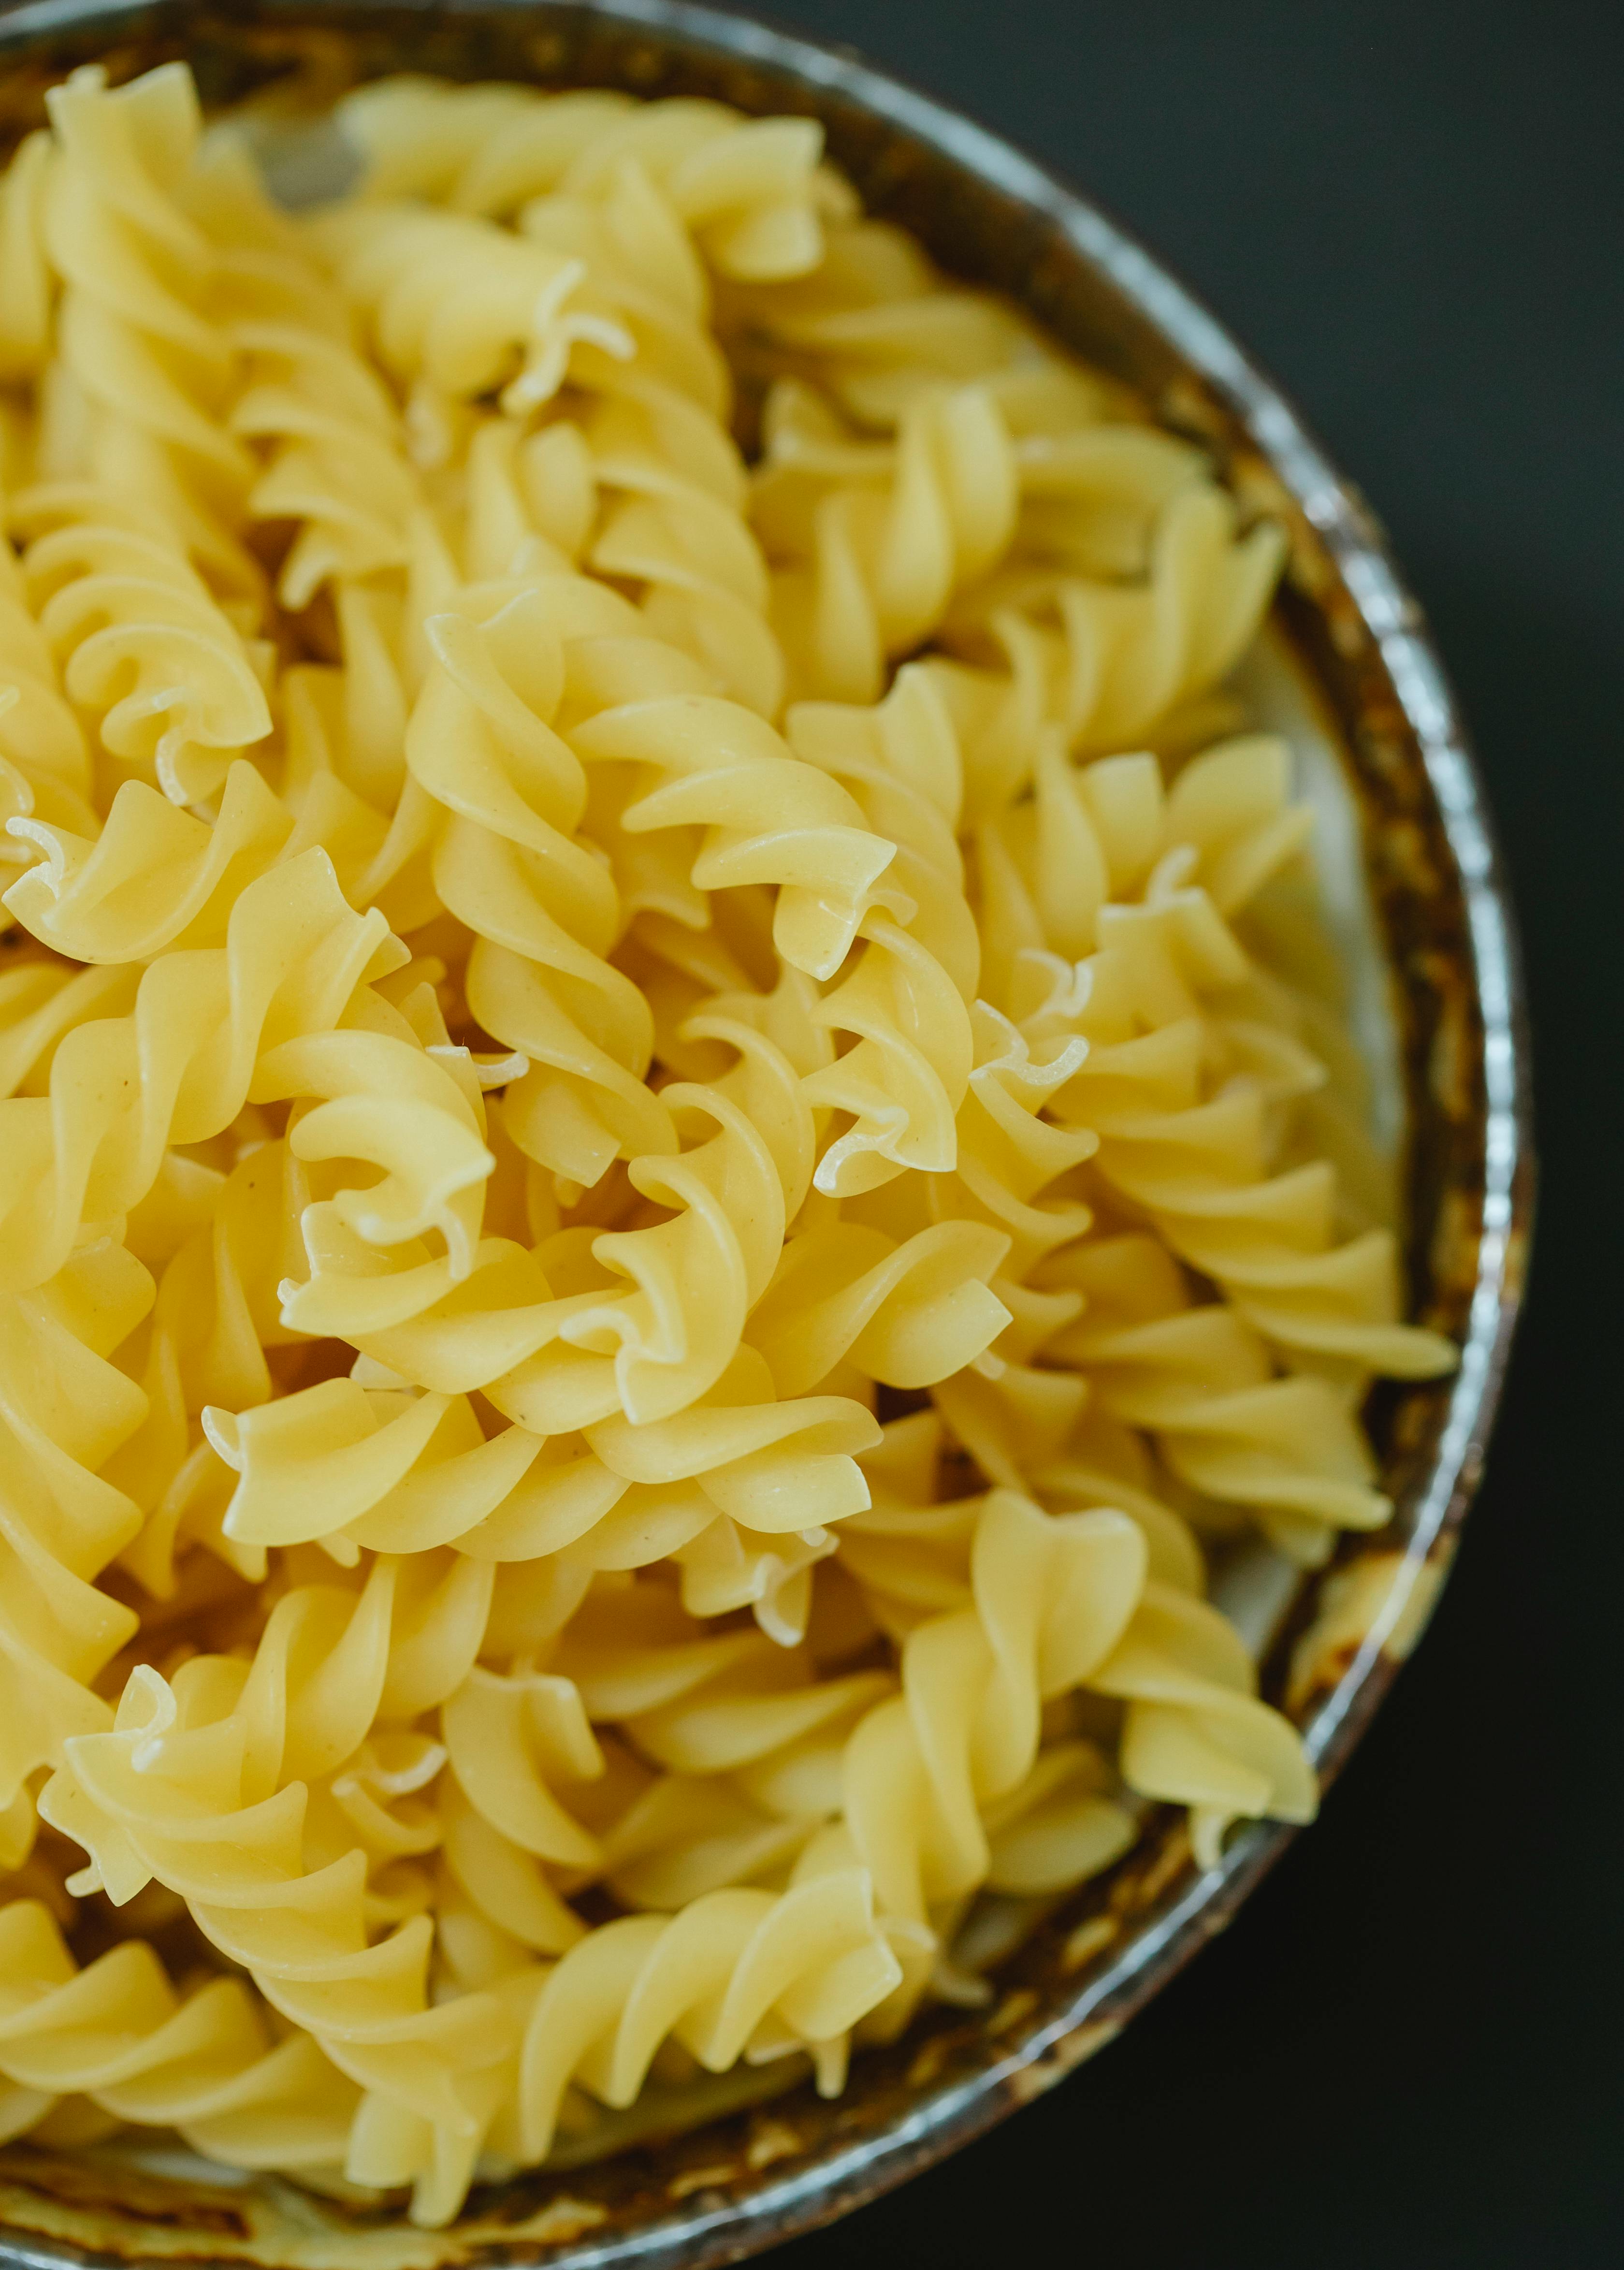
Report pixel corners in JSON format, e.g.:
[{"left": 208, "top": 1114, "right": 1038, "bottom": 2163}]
[
  {"left": 0, "top": 1240, "right": 154, "bottom": 1858},
  {"left": 456, "top": 412, "right": 598, "bottom": 582},
  {"left": 839, "top": 1490, "right": 1145, "bottom": 1978},
  {"left": 580, "top": 368, "right": 783, "bottom": 718},
  {"left": 522, "top": 160, "right": 786, "bottom": 713},
  {"left": 406, "top": 579, "right": 674, "bottom": 1194},
  {"left": 278, "top": 1006, "right": 814, "bottom": 1428},
  {"left": 745, "top": 1219, "right": 1010, "bottom": 1398},
  {"left": 585, "top": 1768, "right": 824, "bottom": 1914},
  {"left": 0, "top": 957, "right": 133, "bottom": 1103},
  {"left": 936, "top": 1000, "right": 1097, "bottom": 1281},
  {"left": 800, "top": 914, "right": 975, "bottom": 1196},
  {"left": 566, "top": 682, "right": 904, "bottom": 985},
  {"left": 1081, "top": 1062, "right": 1450, "bottom": 1372},
  {"left": 231, "top": 1324, "right": 889, "bottom": 1642},
  {"left": 754, "top": 375, "right": 1020, "bottom": 705},
  {"left": 202, "top": 1352, "right": 877, "bottom": 1645},
  {"left": 1087, "top": 1583, "right": 1319, "bottom": 1868},
  {"left": 959, "top": 737, "right": 1454, "bottom": 1385},
  {"left": 555, "top": 1558, "right": 894, "bottom": 1784},
  {"left": 111, "top": 1132, "right": 325, "bottom": 1599},
  {"left": 10, "top": 477, "right": 270, "bottom": 808},
  {"left": 40, "top": 1552, "right": 506, "bottom": 2164},
  {"left": 120, "top": 114, "right": 425, "bottom": 624},
  {"left": 0, "top": 533, "right": 97, "bottom": 883},
  {"left": 785, "top": 661, "right": 980, "bottom": 1003},
  {"left": 253, "top": 1010, "right": 498, "bottom": 1285},
  {"left": 440, "top": 1659, "right": 602, "bottom": 1889},
  {"left": 8, "top": 481, "right": 273, "bottom": 808},
  {"left": 510, "top": 1849, "right": 903, "bottom": 2167},
  {"left": 932, "top": 483, "right": 1286, "bottom": 816},
  {"left": 996, "top": 756, "right": 1457, "bottom": 1378},
  {"left": 337, "top": 78, "right": 846, "bottom": 282},
  {"left": 1043, "top": 1233, "right": 1394, "bottom": 1564},
  {"left": 229, "top": 283, "right": 422, "bottom": 613},
  {"left": 971, "top": 733, "right": 1305, "bottom": 991},
  {"left": 311, "top": 183, "right": 785, "bottom": 712},
  {"left": 1060, "top": 1004, "right": 1453, "bottom": 1380},
  {"left": 0, "top": 847, "right": 398, "bottom": 1292},
  {"left": 203, "top": 1382, "right": 573, "bottom": 1566},
  {"left": 719, "top": 213, "right": 1077, "bottom": 425},
  {"left": 7, "top": 757, "right": 337, "bottom": 964},
  {"left": 38, "top": 65, "right": 261, "bottom": 602},
  {"left": 308, "top": 200, "right": 636, "bottom": 427},
  {"left": 0, "top": 1898, "right": 361, "bottom": 2168}
]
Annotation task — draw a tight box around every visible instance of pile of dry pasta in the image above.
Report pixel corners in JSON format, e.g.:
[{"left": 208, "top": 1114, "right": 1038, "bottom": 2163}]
[{"left": 0, "top": 60, "right": 1456, "bottom": 2225}]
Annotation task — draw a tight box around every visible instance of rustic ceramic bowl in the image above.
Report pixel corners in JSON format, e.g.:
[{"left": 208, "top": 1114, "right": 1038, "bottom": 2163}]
[{"left": 0, "top": 3, "right": 1533, "bottom": 2266}]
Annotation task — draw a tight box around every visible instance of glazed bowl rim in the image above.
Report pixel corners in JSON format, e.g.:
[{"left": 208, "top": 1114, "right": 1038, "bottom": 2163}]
[{"left": 0, "top": 2, "right": 1533, "bottom": 2265}]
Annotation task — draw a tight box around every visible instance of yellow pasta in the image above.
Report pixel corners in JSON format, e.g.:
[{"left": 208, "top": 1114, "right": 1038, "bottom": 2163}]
[
  {"left": 335, "top": 77, "right": 850, "bottom": 282},
  {"left": 0, "top": 1899, "right": 362, "bottom": 2164},
  {"left": 11, "top": 481, "right": 272, "bottom": 809},
  {"left": 0, "top": 57, "right": 1456, "bottom": 2226},
  {"left": 38, "top": 66, "right": 262, "bottom": 603}
]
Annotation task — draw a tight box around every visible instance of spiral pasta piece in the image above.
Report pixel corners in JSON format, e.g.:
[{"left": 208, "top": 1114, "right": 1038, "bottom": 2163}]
[
  {"left": 280, "top": 1019, "right": 808, "bottom": 1427},
  {"left": 581, "top": 365, "right": 783, "bottom": 717},
  {"left": 1089, "top": 1583, "right": 1319, "bottom": 1867},
  {"left": 1063, "top": 1020, "right": 1453, "bottom": 1380},
  {"left": 585, "top": 1768, "right": 823, "bottom": 1913},
  {"left": 1044, "top": 1233, "right": 1392, "bottom": 1564},
  {"left": 0, "top": 955, "right": 132, "bottom": 1106},
  {"left": 786, "top": 661, "right": 980, "bottom": 1002},
  {"left": 721, "top": 212, "right": 1082, "bottom": 424},
  {"left": 309, "top": 200, "right": 635, "bottom": 426},
  {"left": 38, "top": 65, "right": 261, "bottom": 601},
  {"left": 801, "top": 914, "right": 975, "bottom": 1196},
  {"left": 0, "top": 848, "right": 397, "bottom": 1292},
  {"left": 521, "top": 163, "right": 786, "bottom": 712},
  {"left": 40, "top": 1553, "right": 506, "bottom": 2168},
  {"left": 998, "top": 757, "right": 1457, "bottom": 1379},
  {"left": 7, "top": 480, "right": 273, "bottom": 807},
  {"left": 511, "top": 1855, "right": 900, "bottom": 2161},
  {"left": 959, "top": 738, "right": 1455, "bottom": 1386},
  {"left": 841, "top": 1491, "right": 1143, "bottom": 1929},
  {"left": 0, "top": 1239, "right": 155, "bottom": 1858},
  {"left": 754, "top": 375, "right": 1020, "bottom": 705},
  {"left": 406, "top": 579, "right": 674, "bottom": 1194},
  {"left": 574, "top": 684, "right": 902, "bottom": 982},
  {"left": 338, "top": 78, "right": 847, "bottom": 282},
  {"left": 229, "top": 282, "right": 422, "bottom": 611},
  {"left": 0, "top": 1898, "right": 361, "bottom": 2168},
  {"left": 0, "top": 533, "right": 97, "bottom": 882},
  {"left": 310, "top": 184, "right": 784, "bottom": 712},
  {"left": 200, "top": 1361, "right": 863, "bottom": 1647},
  {"left": 971, "top": 733, "right": 1301, "bottom": 990},
  {"left": 930, "top": 484, "right": 1285, "bottom": 814},
  {"left": 8, "top": 759, "right": 307, "bottom": 963}
]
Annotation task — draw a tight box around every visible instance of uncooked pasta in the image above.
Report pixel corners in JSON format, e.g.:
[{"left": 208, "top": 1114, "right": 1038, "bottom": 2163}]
[{"left": 0, "top": 60, "right": 1455, "bottom": 2227}]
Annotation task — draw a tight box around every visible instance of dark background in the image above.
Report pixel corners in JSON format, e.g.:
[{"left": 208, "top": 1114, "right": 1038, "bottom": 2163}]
[{"left": 755, "top": 3, "right": 1621, "bottom": 2266}]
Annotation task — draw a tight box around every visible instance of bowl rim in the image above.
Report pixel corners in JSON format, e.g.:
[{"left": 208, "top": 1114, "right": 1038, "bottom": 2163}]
[{"left": 0, "top": 1, "right": 1535, "bottom": 2264}]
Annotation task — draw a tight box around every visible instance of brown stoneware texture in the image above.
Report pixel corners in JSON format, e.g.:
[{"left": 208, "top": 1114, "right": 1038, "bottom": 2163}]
[{"left": 0, "top": 6, "right": 1535, "bottom": 2267}]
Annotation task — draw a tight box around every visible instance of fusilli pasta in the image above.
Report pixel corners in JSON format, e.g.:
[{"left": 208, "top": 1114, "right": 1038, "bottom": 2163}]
[{"left": 0, "top": 57, "right": 1454, "bottom": 2226}]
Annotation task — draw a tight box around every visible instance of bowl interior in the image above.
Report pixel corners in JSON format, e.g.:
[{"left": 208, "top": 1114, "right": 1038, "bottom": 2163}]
[{"left": 0, "top": 5, "right": 1529, "bottom": 2267}]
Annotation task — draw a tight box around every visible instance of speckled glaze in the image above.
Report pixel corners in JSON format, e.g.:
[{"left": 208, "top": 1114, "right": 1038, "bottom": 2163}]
[{"left": 0, "top": 6, "right": 1534, "bottom": 2268}]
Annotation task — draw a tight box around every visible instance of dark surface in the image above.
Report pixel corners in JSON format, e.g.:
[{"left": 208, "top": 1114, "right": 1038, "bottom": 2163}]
[{"left": 747, "top": 4, "right": 1621, "bottom": 2268}]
